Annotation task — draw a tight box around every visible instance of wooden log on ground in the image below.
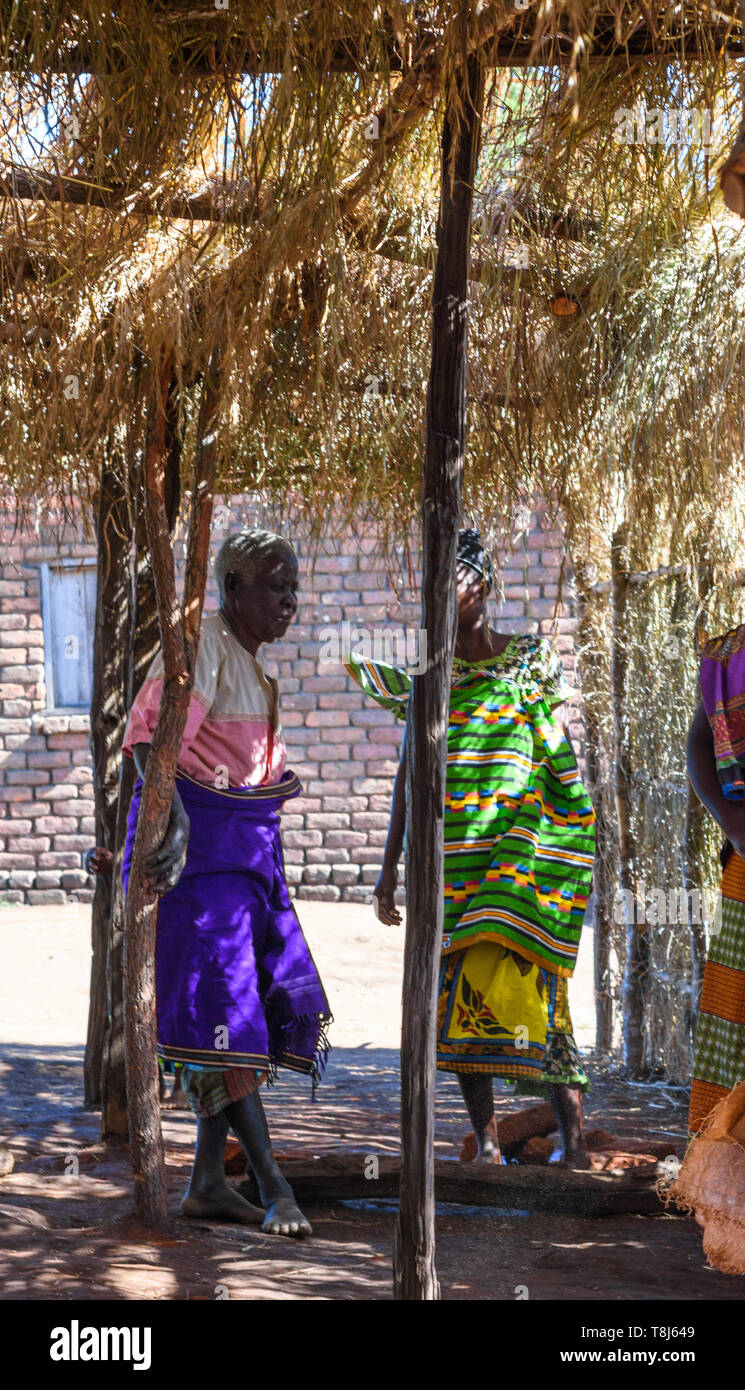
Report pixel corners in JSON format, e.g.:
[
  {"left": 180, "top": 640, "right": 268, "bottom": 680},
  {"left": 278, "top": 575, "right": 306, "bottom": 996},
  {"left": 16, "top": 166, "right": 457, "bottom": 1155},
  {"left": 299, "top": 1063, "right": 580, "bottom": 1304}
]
[
  {"left": 238, "top": 1154, "right": 664, "bottom": 1218},
  {"left": 460, "top": 1102, "right": 557, "bottom": 1159}
]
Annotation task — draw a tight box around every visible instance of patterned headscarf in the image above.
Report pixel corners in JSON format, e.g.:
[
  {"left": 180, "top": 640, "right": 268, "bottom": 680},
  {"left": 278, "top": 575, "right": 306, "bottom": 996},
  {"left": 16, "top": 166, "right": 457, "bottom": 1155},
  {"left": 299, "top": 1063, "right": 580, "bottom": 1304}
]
[{"left": 456, "top": 527, "right": 494, "bottom": 595}]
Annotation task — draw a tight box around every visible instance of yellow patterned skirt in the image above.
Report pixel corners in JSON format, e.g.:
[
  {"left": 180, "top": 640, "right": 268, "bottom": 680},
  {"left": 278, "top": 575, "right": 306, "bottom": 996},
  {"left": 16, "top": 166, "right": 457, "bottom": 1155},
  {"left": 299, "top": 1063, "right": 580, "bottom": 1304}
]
[{"left": 436, "top": 941, "right": 588, "bottom": 1088}]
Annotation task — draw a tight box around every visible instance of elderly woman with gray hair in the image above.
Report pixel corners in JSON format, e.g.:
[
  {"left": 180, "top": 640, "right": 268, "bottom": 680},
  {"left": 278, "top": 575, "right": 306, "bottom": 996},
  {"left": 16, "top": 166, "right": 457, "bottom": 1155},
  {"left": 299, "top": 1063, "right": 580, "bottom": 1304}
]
[{"left": 121, "top": 528, "right": 331, "bottom": 1238}]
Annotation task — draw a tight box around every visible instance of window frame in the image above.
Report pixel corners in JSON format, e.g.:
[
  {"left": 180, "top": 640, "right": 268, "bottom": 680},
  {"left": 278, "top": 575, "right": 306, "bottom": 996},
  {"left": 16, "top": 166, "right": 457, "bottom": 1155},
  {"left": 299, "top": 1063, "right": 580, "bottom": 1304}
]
[{"left": 38, "top": 558, "right": 97, "bottom": 714}]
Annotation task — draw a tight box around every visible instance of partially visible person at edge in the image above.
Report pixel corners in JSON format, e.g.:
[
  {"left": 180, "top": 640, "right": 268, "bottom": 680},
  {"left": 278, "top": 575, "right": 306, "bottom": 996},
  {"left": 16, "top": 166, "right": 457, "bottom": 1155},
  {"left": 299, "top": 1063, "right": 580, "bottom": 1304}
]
[
  {"left": 345, "top": 528, "right": 596, "bottom": 1167},
  {"left": 119, "top": 528, "right": 331, "bottom": 1238},
  {"left": 686, "top": 621, "right": 745, "bottom": 1136}
]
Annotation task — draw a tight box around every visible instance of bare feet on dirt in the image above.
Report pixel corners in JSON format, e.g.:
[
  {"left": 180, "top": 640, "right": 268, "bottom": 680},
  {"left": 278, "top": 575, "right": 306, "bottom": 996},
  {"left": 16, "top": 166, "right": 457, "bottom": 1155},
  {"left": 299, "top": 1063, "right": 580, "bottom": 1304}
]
[
  {"left": 548, "top": 1144, "right": 593, "bottom": 1170},
  {"left": 161, "top": 1074, "right": 191, "bottom": 1111},
  {"left": 262, "top": 1193, "right": 312, "bottom": 1238},
  {"left": 181, "top": 1181, "right": 265, "bottom": 1226},
  {"left": 465, "top": 1137, "right": 503, "bottom": 1166}
]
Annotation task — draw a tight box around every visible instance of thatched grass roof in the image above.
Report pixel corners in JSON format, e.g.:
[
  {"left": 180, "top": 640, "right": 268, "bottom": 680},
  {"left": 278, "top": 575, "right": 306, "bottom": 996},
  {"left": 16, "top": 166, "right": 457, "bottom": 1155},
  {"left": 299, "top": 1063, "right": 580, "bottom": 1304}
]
[{"left": 0, "top": 2, "right": 743, "bottom": 585}]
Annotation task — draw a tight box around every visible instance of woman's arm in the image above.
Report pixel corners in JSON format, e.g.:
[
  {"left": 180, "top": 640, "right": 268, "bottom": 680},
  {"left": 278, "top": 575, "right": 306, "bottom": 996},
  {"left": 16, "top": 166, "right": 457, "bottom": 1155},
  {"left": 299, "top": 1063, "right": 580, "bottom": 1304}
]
[
  {"left": 687, "top": 702, "right": 745, "bottom": 858},
  {"left": 372, "top": 727, "right": 406, "bottom": 925},
  {"left": 131, "top": 741, "right": 191, "bottom": 896}
]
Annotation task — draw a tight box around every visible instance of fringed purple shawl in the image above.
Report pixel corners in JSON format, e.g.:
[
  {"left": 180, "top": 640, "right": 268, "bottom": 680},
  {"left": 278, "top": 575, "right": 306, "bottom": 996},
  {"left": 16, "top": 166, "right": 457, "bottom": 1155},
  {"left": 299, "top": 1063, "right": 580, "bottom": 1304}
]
[{"left": 700, "top": 623, "right": 745, "bottom": 800}]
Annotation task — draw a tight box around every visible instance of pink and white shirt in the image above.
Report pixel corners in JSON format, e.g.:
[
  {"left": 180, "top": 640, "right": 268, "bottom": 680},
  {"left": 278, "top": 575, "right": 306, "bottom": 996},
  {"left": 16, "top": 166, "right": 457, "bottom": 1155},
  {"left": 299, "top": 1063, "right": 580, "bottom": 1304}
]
[{"left": 122, "top": 611, "right": 287, "bottom": 788}]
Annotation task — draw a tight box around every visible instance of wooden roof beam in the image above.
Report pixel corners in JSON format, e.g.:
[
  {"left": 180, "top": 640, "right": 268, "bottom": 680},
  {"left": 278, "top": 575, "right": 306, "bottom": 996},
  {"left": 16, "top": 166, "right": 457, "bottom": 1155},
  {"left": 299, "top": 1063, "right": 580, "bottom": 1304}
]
[
  {"left": 1, "top": 167, "right": 597, "bottom": 250},
  {"left": 0, "top": 165, "right": 260, "bottom": 221},
  {"left": 0, "top": 21, "right": 741, "bottom": 77}
]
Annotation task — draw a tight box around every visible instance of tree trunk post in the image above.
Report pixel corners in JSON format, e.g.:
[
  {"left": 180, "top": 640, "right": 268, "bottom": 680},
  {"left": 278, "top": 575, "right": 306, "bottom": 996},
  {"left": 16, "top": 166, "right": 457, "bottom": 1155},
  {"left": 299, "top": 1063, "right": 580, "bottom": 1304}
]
[
  {"left": 101, "top": 377, "right": 183, "bottom": 1138},
  {"left": 574, "top": 559, "right": 614, "bottom": 1053},
  {"left": 85, "top": 445, "right": 131, "bottom": 1106},
  {"left": 122, "top": 350, "right": 219, "bottom": 1224},
  {"left": 680, "top": 562, "right": 713, "bottom": 1046},
  {"left": 393, "top": 55, "right": 483, "bottom": 1301},
  {"left": 611, "top": 526, "right": 647, "bottom": 1077}
]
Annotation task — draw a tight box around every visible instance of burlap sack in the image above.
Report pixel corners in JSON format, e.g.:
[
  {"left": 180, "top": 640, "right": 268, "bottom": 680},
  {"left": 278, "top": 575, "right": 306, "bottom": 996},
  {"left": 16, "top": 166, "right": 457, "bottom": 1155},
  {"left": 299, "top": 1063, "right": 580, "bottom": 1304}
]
[{"left": 667, "top": 1080, "right": 745, "bottom": 1276}]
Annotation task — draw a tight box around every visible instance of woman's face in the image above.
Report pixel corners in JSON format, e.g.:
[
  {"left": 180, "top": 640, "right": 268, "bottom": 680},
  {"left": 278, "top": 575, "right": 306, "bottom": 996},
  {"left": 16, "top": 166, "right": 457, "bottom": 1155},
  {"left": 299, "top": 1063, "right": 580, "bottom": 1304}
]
[
  {"left": 457, "top": 561, "right": 485, "bottom": 625},
  {"left": 225, "top": 546, "right": 299, "bottom": 644}
]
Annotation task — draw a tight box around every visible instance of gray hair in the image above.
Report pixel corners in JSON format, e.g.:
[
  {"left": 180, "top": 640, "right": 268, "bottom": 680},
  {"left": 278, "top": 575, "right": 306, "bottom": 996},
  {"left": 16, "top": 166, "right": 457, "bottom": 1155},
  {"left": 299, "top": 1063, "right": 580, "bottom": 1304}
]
[{"left": 215, "top": 528, "right": 296, "bottom": 601}]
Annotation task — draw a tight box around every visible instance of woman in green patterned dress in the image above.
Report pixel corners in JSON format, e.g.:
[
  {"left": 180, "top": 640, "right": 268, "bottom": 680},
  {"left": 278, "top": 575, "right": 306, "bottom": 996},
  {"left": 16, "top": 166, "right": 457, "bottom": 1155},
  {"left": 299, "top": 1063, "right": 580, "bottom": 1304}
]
[{"left": 345, "top": 529, "right": 596, "bottom": 1166}]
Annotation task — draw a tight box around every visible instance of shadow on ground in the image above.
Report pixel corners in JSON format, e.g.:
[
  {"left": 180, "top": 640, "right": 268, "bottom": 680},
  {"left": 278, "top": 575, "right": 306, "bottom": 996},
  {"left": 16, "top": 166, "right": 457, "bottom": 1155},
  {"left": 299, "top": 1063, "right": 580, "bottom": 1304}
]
[{"left": 0, "top": 1043, "right": 739, "bottom": 1300}]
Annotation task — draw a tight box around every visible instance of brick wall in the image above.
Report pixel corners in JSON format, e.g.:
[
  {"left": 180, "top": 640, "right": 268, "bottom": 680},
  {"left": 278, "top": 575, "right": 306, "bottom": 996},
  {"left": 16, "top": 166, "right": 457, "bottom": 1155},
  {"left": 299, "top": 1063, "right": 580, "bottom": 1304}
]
[{"left": 0, "top": 496, "right": 582, "bottom": 905}]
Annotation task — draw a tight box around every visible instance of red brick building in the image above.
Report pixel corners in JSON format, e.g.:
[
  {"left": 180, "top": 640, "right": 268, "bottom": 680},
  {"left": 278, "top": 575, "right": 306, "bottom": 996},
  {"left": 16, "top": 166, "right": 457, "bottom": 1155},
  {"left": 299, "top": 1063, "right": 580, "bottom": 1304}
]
[{"left": 0, "top": 496, "right": 581, "bottom": 905}]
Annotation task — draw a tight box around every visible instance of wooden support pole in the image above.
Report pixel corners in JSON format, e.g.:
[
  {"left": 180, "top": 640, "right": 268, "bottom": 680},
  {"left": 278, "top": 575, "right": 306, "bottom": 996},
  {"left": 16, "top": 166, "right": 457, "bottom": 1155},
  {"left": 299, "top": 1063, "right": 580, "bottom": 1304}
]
[
  {"left": 122, "top": 351, "right": 175, "bottom": 1223},
  {"left": 394, "top": 55, "right": 483, "bottom": 1302},
  {"left": 101, "top": 447, "right": 161, "bottom": 1140},
  {"left": 101, "top": 380, "right": 182, "bottom": 1139},
  {"left": 574, "top": 560, "right": 614, "bottom": 1053},
  {"left": 84, "top": 441, "right": 131, "bottom": 1107},
  {"left": 122, "top": 349, "right": 220, "bottom": 1223},
  {"left": 680, "top": 561, "right": 713, "bottom": 1045},
  {"left": 611, "top": 526, "right": 648, "bottom": 1078}
]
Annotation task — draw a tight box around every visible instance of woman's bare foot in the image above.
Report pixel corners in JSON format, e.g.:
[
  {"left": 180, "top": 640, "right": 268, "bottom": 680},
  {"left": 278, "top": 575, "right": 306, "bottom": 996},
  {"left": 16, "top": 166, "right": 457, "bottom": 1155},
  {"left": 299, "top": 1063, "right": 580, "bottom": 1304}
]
[
  {"left": 457, "top": 1075, "right": 502, "bottom": 1164},
  {"left": 465, "top": 1131, "right": 502, "bottom": 1165},
  {"left": 162, "top": 1091, "right": 191, "bottom": 1110},
  {"left": 222, "top": 1093, "right": 312, "bottom": 1239},
  {"left": 181, "top": 1180, "right": 265, "bottom": 1225},
  {"left": 162, "top": 1072, "right": 191, "bottom": 1110},
  {"left": 548, "top": 1143, "right": 592, "bottom": 1170},
  {"left": 547, "top": 1082, "right": 590, "bottom": 1168},
  {"left": 262, "top": 1193, "right": 312, "bottom": 1238}
]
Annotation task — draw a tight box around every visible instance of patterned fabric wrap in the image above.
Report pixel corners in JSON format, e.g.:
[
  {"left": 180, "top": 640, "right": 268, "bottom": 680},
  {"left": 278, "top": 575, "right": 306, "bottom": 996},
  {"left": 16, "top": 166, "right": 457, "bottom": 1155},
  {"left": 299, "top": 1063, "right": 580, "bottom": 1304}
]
[
  {"left": 121, "top": 770, "right": 331, "bottom": 1082},
  {"left": 700, "top": 623, "right": 745, "bottom": 800},
  {"left": 180, "top": 1064, "right": 266, "bottom": 1119},
  {"left": 345, "top": 634, "right": 596, "bottom": 976},
  {"left": 436, "top": 940, "right": 589, "bottom": 1087},
  {"left": 689, "top": 847, "right": 745, "bottom": 1136}
]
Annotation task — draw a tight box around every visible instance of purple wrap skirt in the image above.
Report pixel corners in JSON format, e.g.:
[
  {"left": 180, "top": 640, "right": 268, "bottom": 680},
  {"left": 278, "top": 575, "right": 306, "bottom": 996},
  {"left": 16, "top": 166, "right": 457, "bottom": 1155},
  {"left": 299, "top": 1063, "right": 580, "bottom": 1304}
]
[{"left": 122, "top": 769, "right": 331, "bottom": 1081}]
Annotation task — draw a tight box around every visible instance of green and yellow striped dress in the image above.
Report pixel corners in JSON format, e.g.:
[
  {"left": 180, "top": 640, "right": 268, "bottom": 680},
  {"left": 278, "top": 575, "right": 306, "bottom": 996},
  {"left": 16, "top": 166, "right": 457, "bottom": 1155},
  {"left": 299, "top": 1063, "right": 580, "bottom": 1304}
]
[{"left": 346, "top": 634, "right": 596, "bottom": 1088}]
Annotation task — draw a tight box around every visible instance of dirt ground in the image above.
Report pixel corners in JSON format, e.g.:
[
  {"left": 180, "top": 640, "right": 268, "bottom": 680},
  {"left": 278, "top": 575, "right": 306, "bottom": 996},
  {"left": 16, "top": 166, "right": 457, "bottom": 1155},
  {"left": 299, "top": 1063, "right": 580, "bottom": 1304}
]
[{"left": 0, "top": 900, "right": 740, "bottom": 1301}]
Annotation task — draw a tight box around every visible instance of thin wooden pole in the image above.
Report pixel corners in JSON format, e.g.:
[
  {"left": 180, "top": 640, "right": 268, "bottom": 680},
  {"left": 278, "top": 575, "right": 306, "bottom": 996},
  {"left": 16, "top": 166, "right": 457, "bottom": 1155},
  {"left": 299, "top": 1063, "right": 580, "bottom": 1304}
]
[
  {"left": 102, "top": 447, "right": 159, "bottom": 1140},
  {"left": 393, "top": 54, "right": 483, "bottom": 1302},
  {"left": 101, "top": 380, "right": 182, "bottom": 1138},
  {"left": 122, "top": 350, "right": 220, "bottom": 1223},
  {"left": 680, "top": 562, "right": 713, "bottom": 1046},
  {"left": 573, "top": 559, "right": 614, "bottom": 1053},
  {"left": 611, "top": 526, "right": 648, "bottom": 1078},
  {"left": 85, "top": 443, "right": 130, "bottom": 1106}
]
